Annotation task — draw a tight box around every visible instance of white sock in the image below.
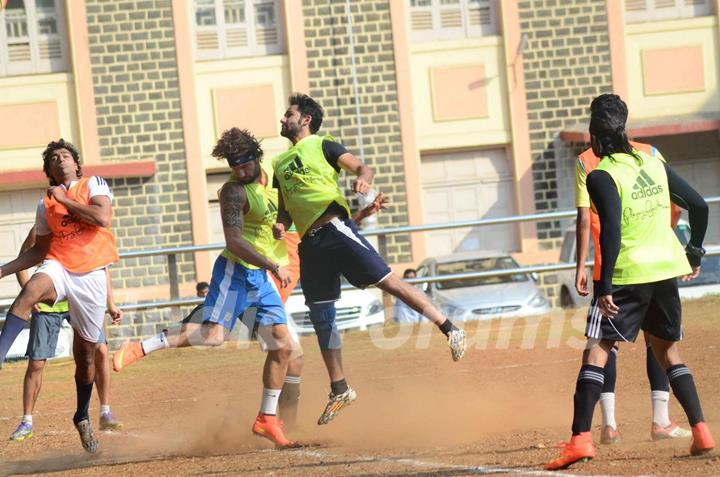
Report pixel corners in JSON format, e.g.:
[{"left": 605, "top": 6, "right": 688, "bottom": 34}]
[
  {"left": 651, "top": 390, "right": 671, "bottom": 427},
  {"left": 141, "top": 332, "right": 170, "bottom": 354},
  {"left": 100, "top": 405, "right": 110, "bottom": 415},
  {"left": 599, "top": 392, "right": 617, "bottom": 429},
  {"left": 260, "top": 388, "right": 282, "bottom": 415},
  {"left": 284, "top": 375, "right": 301, "bottom": 385},
  {"left": 22, "top": 414, "right": 32, "bottom": 425}
]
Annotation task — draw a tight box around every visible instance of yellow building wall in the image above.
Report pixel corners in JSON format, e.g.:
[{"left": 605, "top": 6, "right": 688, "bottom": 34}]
[
  {"left": 625, "top": 16, "right": 720, "bottom": 119},
  {"left": 0, "top": 73, "right": 79, "bottom": 173},
  {"left": 409, "top": 36, "right": 511, "bottom": 151},
  {"left": 194, "top": 55, "right": 292, "bottom": 174}
]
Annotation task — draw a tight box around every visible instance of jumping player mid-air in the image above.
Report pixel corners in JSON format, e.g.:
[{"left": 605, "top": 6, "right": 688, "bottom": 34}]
[
  {"left": 9, "top": 226, "right": 124, "bottom": 442},
  {"left": 272, "top": 93, "right": 466, "bottom": 426},
  {"left": 0, "top": 139, "right": 119, "bottom": 454}
]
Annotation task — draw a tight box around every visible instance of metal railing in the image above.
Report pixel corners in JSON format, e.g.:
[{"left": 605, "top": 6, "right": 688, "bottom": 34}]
[{"left": 115, "top": 196, "right": 720, "bottom": 312}]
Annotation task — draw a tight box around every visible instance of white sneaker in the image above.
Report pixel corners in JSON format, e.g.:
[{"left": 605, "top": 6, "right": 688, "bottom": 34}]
[
  {"left": 75, "top": 419, "right": 99, "bottom": 453},
  {"left": 448, "top": 328, "right": 465, "bottom": 361},
  {"left": 317, "top": 387, "right": 358, "bottom": 425},
  {"left": 9, "top": 421, "right": 33, "bottom": 442},
  {"left": 652, "top": 421, "right": 692, "bottom": 440}
]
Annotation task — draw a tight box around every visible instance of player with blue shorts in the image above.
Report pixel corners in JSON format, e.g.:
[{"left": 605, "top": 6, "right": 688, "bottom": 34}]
[{"left": 114, "top": 128, "right": 300, "bottom": 448}]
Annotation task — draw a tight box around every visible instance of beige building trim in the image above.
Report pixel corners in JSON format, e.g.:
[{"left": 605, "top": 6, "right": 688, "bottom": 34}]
[
  {"left": 64, "top": 0, "right": 101, "bottom": 165},
  {"left": 283, "top": 1, "right": 310, "bottom": 94},
  {"left": 606, "top": 0, "right": 629, "bottom": 101},
  {"left": 171, "top": 0, "right": 212, "bottom": 282},
  {"left": 389, "top": 0, "right": 425, "bottom": 262},
  {"left": 500, "top": 0, "right": 537, "bottom": 253}
]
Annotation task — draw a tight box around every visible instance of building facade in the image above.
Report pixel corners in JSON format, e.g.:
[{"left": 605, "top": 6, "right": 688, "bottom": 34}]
[{"left": 1, "top": 0, "right": 718, "bottom": 343}]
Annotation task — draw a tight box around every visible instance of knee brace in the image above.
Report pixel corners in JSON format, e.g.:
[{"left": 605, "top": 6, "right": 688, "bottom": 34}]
[{"left": 308, "top": 302, "right": 342, "bottom": 350}]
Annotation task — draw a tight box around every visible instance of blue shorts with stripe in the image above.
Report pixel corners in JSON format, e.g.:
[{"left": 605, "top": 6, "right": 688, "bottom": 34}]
[
  {"left": 202, "top": 255, "right": 286, "bottom": 331},
  {"left": 299, "top": 216, "right": 392, "bottom": 304}
]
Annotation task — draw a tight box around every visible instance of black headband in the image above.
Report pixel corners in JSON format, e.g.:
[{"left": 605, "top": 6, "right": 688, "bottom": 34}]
[{"left": 227, "top": 153, "right": 256, "bottom": 167}]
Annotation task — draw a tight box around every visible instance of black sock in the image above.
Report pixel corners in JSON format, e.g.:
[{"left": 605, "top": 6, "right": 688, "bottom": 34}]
[
  {"left": 439, "top": 319, "right": 456, "bottom": 337},
  {"left": 646, "top": 344, "right": 669, "bottom": 392},
  {"left": 572, "top": 365, "right": 605, "bottom": 435},
  {"left": 0, "top": 313, "right": 27, "bottom": 366},
  {"left": 73, "top": 378, "right": 94, "bottom": 425},
  {"left": 667, "top": 364, "right": 704, "bottom": 426},
  {"left": 330, "top": 378, "right": 348, "bottom": 396},
  {"left": 279, "top": 376, "right": 301, "bottom": 428},
  {"left": 602, "top": 347, "right": 617, "bottom": 393}
]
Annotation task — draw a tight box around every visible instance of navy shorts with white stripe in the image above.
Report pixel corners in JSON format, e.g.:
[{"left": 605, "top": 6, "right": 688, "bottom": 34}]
[{"left": 298, "top": 216, "right": 392, "bottom": 304}]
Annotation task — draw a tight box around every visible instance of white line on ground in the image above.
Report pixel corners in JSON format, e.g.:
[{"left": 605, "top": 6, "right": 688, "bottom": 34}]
[{"left": 291, "top": 448, "right": 643, "bottom": 477}]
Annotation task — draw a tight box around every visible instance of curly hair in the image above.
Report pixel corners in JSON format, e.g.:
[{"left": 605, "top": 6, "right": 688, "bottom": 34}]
[
  {"left": 42, "top": 138, "right": 82, "bottom": 186},
  {"left": 289, "top": 93, "right": 324, "bottom": 134},
  {"left": 212, "top": 127, "right": 263, "bottom": 163}
]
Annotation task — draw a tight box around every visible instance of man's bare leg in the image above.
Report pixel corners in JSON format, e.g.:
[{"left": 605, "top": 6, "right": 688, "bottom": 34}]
[
  {"left": 252, "top": 324, "right": 299, "bottom": 447},
  {"left": 95, "top": 344, "right": 123, "bottom": 430},
  {"left": 23, "top": 359, "right": 45, "bottom": 415},
  {"left": 9, "top": 359, "right": 46, "bottom": 441},
  {"left": 376, "top": 274, "right": 465, "bottom": 361},
  {"left": 113, "top": 318, "right": 228, "bottom": 372}
]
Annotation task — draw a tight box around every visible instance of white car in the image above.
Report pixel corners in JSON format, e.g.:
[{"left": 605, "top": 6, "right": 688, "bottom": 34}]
[
  {"left": 284, "top": 280, "right": 386, "bottom": 334},
  {"left": 557, "top": 220, "right": 720, "bottom": 308},
  {"left": 0, "top": 313, "right": 73, "bottom": 360},
  {"left": 416, "top": 251, "right": 551, "bottom": 321}
]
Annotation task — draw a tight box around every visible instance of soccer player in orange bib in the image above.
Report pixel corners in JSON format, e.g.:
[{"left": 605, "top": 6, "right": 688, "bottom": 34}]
[{"left": 0, "top": 139, "right": 119, "bottom": 453}]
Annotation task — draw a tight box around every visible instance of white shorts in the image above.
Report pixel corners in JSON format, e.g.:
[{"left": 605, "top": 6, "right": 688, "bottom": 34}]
[{"left": 34, "top": 259, "right": 107, "bottom": 343}]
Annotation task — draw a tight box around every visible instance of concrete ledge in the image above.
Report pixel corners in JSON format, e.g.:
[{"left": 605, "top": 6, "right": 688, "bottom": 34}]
[{"left": 0, "top": 160, "right": 156, "bottom": 190}]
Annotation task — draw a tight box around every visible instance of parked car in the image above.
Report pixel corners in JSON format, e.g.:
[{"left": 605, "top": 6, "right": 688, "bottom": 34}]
[
  {"left": 415, "top": 252, "right": 551, "bottom": 321},
  {"left": 557, "top": 220, "right": 720, "bottom": 308},
  {"left": 0, "top": 313, "right": 73, "bottom": 360},
  {"left": 284, "top": 279, "right": 385, "bottom": 334}
]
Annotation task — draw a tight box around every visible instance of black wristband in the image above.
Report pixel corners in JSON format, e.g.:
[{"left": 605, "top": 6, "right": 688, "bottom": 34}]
[{"left": 685, "top": 243, "right": 705, "bottom": 268}]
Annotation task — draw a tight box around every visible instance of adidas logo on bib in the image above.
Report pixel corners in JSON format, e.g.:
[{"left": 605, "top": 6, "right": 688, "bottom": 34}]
[{"left": 631, "top": 169, "right": 663, "bottom": 200}]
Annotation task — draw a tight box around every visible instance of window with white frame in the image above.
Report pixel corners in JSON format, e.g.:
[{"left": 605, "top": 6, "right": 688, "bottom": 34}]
[
  {"left": 0, "top": 0, "right": 67, "bottom": 77},
  {"left": 192, "top": 0, "right": 284, "bottom": 60},
  {"left": 625, "top": 0, "right": 713, "bottom": 23},
  {"left": 408, "top": 0, "right": 497, "bottom": 43}
]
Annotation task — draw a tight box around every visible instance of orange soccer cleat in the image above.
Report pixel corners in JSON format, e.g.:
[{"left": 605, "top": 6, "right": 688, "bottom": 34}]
[
  {"left": 600, "top": 425, "right": 621, "bottom": 445},
  {"left": 252, "top": 413, "right": 300, "bottom": 449},
  {"left": 690, "top": 422, "right": 715, "bottom": 456},
  {"left": 112, "top": 341, "right": 145, "bottom": 372},
  {"left": 544, "top": 432, "right": 596, "bottom": 471}
]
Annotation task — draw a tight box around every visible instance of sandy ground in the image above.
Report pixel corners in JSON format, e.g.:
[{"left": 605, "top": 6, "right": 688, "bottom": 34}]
[{"left": 1, "top": 297, "right": 719, "bottom": 476}]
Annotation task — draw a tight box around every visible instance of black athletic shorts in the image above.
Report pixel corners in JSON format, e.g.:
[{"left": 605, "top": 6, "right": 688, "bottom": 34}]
[
  {"left": 585, "top": 278, "right": 682, "bottom": 343},
  {"left": 299, "top": 216, "right": 392, "bottom": 304}
]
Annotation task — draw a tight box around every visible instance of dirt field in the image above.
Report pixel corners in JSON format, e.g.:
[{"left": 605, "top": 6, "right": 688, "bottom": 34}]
[{"left": 1, "top": 297, "right": 719, "bottom": 476}]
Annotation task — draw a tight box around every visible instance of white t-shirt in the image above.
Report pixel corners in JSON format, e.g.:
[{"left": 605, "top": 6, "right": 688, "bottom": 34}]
[{"left": 35, "top": 177, "right": 113, "bottom": 236}]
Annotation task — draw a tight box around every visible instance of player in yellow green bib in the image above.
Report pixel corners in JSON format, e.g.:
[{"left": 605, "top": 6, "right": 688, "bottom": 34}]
[
  {"left": 272, "top": 94, "right": 466, "bottom": 426},
  {"left": 113, "top": 128, "right": 301, "bottom": 448},
  {"left": 546, "top": 94, "right": 714, "bottom": 471}
]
